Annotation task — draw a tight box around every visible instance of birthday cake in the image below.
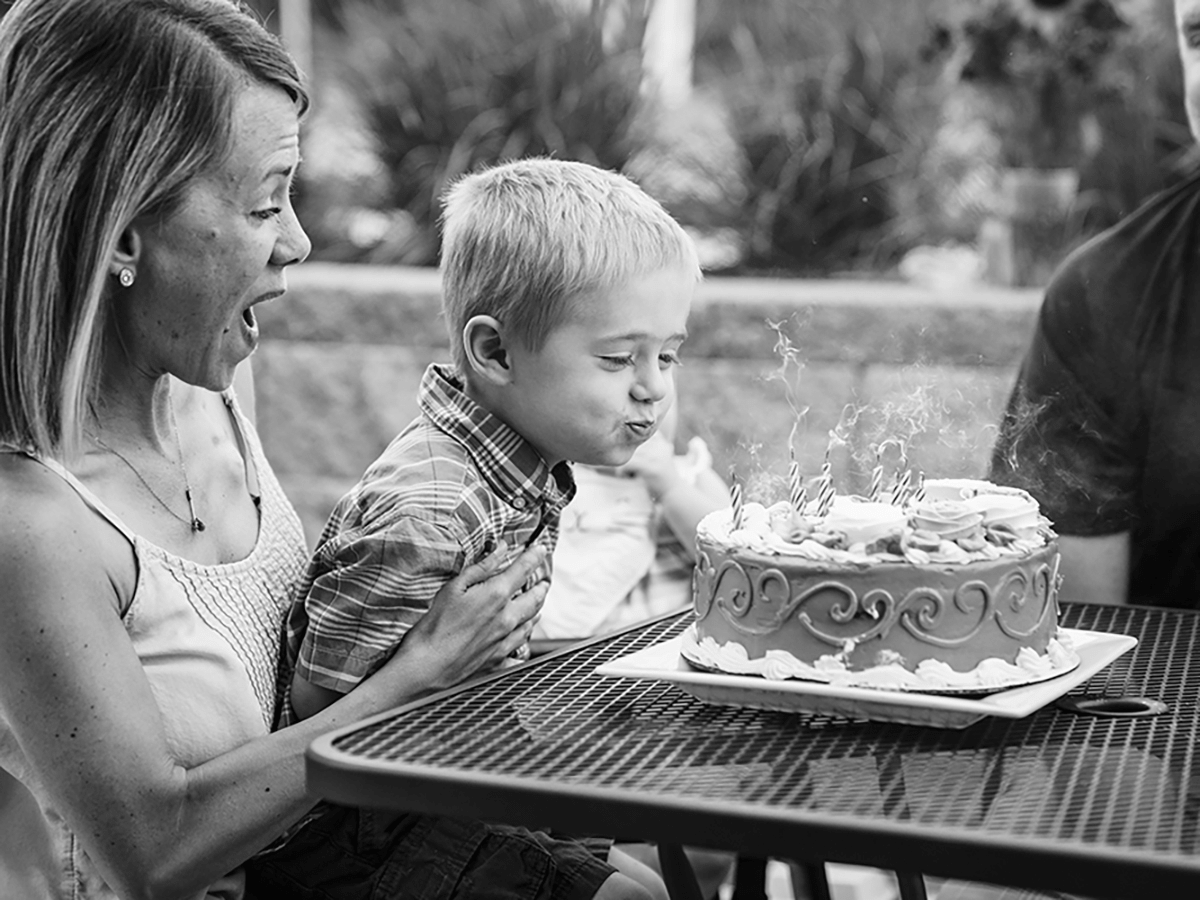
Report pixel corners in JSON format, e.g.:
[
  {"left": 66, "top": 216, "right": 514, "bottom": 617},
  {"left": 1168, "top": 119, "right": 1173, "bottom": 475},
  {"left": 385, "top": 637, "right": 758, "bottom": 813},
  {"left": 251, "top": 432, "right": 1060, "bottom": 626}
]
[{"left": 681, "top": 478, "right": 1073, "bottom": 692}]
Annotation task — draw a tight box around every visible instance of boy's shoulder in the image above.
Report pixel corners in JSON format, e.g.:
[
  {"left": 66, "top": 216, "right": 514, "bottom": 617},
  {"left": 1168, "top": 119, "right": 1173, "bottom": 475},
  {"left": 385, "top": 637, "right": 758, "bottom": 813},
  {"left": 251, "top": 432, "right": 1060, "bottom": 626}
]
[
  {"left": 361, "top": 415, "right": 481, "bottom": 500},
  {"left": 329, "top": 414, "right": 512, "bottom": 535}
]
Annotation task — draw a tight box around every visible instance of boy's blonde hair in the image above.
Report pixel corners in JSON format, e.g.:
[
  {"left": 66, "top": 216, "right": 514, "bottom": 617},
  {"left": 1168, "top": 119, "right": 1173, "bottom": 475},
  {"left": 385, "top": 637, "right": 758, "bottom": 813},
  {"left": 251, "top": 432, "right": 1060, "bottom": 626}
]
[{"left": 439, "top": 158, "right": 701, "bottom": 370}]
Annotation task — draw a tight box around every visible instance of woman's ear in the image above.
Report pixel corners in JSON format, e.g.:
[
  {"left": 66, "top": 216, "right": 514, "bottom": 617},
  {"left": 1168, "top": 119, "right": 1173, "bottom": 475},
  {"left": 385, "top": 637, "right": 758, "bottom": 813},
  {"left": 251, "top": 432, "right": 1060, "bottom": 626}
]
[
  {"left": 108, "top": 223, "right": 143, "bottom": 282},
  {"left": 462, "top": 315, "right": 512, "bottom": 385}
]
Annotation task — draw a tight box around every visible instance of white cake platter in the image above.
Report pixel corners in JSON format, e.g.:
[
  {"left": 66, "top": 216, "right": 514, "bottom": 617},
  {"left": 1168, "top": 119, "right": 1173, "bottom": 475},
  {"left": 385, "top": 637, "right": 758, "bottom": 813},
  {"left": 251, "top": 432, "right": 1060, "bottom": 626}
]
[{"left": 594, "top": 628, "right": 1137, "bottom": 729}]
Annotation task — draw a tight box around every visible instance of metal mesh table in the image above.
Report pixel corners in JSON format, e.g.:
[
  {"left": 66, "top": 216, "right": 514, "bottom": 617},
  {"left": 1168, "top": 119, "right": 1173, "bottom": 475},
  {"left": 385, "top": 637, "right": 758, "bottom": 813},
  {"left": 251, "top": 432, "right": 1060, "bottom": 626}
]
[{"left": 307, "top": 604, "right": 1200, "bottom": 899}]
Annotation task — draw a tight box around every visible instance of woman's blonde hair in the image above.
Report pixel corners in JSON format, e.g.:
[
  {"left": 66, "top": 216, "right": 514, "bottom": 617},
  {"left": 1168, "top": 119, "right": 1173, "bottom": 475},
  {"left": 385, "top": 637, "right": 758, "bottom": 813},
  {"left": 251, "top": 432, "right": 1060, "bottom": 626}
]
[
  {"left": 0, "top": 0, "right": 308, "bottom": 457},
  {"left": 439, "top": 157, "right": 701, "bottom": 371}
]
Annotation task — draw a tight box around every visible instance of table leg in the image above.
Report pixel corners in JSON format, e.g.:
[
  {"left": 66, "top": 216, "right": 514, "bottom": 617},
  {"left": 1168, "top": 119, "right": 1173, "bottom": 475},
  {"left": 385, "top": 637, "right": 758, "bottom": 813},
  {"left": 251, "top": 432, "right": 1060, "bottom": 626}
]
[
  {"left": 788, "top": 862, "right": 831, "bottom": 900},
  {"left": 730, "top": 856, "right": 766, "bottom": 900},
  {"left": 896, "top": 871, "right": 928, "bottom": 900},
  {"left": 656, "top": 843, "right": 705, "bottom": 900},
  {"left": 878, "top": 748, "right": 928, "bottom": 900}
]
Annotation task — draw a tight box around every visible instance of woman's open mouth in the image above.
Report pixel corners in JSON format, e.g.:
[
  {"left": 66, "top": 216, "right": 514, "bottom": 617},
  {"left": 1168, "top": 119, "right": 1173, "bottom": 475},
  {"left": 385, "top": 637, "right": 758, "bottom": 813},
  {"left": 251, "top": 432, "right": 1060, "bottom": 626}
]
[
  {"left": 241, "top": 289, "right": 284, "bottom": 338},
  {"left": 237, "top": 303, "right": 261, "bottom": 348}
]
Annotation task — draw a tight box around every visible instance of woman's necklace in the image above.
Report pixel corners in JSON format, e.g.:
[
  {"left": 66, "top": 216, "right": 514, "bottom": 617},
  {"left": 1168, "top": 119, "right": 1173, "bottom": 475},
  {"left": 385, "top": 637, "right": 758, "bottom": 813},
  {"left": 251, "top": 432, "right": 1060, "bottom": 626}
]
[{"left": 89, "top": 399, "right": 206, "bottom": 533}]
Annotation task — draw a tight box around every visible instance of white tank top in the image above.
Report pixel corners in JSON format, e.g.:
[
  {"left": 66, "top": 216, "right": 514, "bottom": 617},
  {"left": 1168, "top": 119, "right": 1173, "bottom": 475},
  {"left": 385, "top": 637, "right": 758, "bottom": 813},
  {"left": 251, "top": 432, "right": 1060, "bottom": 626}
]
[{"left": 0, "top": 393, "right": 309, "bottom": 899}]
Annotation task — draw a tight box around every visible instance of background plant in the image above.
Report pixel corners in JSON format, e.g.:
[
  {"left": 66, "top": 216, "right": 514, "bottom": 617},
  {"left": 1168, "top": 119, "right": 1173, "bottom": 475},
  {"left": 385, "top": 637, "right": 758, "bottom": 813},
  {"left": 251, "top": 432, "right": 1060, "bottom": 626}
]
[
  {"left": 691, "top": 0, "right": 945, "bottom": 275},
  {"left": 303, "top": 0, "right": 647, "bottom": 265},
  {"left": 927, "top": 0, "right": 1138, "bottom": 168},
  {"left": 921, "top": 0, "right": 1191, "bottom": 238},
  {"left": 290, "top": 0, "right": 1193, "bottom": 278}
]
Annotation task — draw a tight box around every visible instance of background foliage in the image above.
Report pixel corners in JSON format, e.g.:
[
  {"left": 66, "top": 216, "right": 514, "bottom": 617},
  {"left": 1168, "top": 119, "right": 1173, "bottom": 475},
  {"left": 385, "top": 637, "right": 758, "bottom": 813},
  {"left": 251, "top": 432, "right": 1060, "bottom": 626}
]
[
  {"left": 690, "top": 0, "right": 943, "bottom": 274},
  {"left": 299, "top": 0, "right": 647, "bottom": 265},
  {"left": 921, "top": 0, "right": 1191, "bottom": 239},
  {"left": 176, "top": 1, "right": 1200, "bottom": 277}
]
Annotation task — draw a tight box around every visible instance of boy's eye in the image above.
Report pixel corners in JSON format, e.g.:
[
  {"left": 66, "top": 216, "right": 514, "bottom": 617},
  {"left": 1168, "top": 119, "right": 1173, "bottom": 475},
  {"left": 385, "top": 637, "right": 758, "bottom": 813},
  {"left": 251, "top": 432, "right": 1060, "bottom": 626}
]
[
  {"left": 599, "top": 355, "right": 634, "bottom": 369},
  {"left": 253, "top": 207, "right": 283, "bottom": 221},
  {"left": 659, "top": 351, "right": 682, "bottom": 369}
]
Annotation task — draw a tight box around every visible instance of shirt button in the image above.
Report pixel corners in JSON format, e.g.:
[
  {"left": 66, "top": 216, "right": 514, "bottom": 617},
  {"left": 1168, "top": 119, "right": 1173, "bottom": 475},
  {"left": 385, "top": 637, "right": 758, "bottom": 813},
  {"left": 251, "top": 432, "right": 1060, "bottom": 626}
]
[{"left": 512, "top": 497, "right": 527, "bottom": 510}]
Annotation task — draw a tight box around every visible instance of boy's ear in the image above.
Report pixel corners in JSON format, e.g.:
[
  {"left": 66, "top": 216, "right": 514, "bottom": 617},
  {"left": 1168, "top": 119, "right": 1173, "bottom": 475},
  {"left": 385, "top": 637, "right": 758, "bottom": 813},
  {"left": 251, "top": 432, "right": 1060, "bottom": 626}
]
[
  {"left": 108, "top": 222, "right": 143, "bottom": 280},
  {"left": 462, "top": 315, "right": 513, "bottom": 385}
]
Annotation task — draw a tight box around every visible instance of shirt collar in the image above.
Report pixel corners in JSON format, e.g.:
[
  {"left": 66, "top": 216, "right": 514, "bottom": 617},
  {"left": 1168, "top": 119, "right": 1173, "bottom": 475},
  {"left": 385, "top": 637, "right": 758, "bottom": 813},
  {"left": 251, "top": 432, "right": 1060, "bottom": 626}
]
[{"left": 419, "top": 363, "right": 574, "bottom": 512}]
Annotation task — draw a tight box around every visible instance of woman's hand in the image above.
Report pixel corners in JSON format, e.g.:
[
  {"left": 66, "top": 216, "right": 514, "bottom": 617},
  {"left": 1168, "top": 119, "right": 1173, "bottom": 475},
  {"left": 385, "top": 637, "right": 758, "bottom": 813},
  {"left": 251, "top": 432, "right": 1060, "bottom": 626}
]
[{"left": 379, "top": 542, "right": 549, "bottom": 697}]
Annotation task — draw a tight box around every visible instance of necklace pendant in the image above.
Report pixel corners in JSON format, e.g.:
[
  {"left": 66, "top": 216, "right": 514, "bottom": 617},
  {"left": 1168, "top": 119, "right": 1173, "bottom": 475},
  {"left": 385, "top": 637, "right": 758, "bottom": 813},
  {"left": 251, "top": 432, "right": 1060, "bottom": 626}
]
[{"left": 192, "top": 517, "right": 206, "bottom": 533}]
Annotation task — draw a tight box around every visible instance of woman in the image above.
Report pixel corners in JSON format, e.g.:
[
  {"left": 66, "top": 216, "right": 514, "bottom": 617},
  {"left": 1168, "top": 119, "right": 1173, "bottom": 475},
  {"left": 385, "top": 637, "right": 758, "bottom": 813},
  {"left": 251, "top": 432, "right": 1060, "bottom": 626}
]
[{"left": 0, "top": 1, "right": 548, "bottom": 897}]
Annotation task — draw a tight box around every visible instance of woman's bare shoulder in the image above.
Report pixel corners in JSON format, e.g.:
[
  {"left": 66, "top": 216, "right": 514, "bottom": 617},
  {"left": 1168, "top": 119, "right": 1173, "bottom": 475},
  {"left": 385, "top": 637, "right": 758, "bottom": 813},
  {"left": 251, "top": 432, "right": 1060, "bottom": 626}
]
[
  {"left": 0, "top": 453, "right": 133, "bottom": 608},
  {"left": 0, "top": 452, "right": 78, "bottom": 524}
]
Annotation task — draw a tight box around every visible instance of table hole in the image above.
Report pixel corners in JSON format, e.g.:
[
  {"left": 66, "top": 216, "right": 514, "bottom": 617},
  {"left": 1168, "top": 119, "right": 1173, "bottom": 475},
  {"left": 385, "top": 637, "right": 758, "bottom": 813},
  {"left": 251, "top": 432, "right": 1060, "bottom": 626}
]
[{"left": 1055, "top": 695, "right": 1168, "bottom": 718}]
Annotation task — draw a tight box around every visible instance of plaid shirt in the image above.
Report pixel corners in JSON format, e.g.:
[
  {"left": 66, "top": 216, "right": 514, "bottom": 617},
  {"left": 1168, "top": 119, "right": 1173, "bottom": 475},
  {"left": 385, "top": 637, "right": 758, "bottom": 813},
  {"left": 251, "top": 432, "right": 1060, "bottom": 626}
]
[{"left": 282, "top": 363, "right": 574, "bottom": 713}]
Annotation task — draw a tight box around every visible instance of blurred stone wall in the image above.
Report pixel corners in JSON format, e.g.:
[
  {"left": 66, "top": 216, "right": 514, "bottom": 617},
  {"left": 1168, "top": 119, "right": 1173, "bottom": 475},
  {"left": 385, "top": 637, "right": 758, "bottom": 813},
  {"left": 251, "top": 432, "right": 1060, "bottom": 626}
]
[{"left": 255, "top": 263, "right": 1043, "bottom": 544}]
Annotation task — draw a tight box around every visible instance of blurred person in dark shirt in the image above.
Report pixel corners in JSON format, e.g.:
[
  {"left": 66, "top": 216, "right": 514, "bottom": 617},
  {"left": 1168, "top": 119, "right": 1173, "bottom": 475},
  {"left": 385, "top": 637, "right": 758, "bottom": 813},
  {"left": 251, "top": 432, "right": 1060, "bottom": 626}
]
[{"left": 991, "top": 0, "right": 1200, "bottom": 608}]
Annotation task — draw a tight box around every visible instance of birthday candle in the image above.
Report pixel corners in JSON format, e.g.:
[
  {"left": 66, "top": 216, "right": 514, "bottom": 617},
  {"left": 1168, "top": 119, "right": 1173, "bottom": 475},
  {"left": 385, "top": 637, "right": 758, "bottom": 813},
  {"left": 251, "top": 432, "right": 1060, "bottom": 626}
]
[
  {"left": 793, "top": 481, "right": 808, "bottom": 517},
  {"left": 890, "top": 468, "right": 912, "bottom": 506},
  {"left": 912, "top": 471, "right": 926, "bottom": 503},
  {"left": 788, "top": 447, "right": 806, "bottom": 514},
  {"left": 814, "top": 472, "right": 834, "bottom": 517},
  {"left": 729, "top": 473, "right": 744, "bottom": 530},
  {"left": 816, "top": 476, "right": 834, "bottom": 516},
  {"left": 868, "top": 451, "right": 883, "bottom": 503},
  {"left": 813, "top": 451, "right": 835, "bottom": 516}
]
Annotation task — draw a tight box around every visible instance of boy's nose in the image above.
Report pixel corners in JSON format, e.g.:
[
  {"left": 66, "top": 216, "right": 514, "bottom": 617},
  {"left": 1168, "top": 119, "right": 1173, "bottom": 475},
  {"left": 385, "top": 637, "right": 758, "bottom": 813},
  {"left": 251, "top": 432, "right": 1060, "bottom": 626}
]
[{"left": 632, "top": 366, "right": 670, "bottom": 404}]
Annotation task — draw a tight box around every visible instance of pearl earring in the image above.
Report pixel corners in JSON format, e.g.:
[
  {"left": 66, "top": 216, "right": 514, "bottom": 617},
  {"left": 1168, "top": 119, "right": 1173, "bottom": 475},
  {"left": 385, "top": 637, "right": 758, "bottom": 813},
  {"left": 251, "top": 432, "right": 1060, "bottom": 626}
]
[{"left": 118, "top": 268, "right": 135, "bottom": 288}]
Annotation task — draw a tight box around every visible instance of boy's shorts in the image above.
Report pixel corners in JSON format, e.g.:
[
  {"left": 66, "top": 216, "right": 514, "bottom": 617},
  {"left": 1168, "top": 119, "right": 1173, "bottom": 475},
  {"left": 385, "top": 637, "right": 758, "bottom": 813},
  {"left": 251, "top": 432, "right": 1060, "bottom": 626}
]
[{"left": 246, "top": 805, "right": 617, "bottom": 900}]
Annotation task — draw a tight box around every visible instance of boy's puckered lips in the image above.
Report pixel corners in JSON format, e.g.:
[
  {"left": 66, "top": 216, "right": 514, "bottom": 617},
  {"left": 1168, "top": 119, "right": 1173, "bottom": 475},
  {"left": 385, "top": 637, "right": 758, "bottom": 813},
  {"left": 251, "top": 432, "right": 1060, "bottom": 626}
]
[{"left": 626, "top": 419, "right": 657, "bottom": 439}]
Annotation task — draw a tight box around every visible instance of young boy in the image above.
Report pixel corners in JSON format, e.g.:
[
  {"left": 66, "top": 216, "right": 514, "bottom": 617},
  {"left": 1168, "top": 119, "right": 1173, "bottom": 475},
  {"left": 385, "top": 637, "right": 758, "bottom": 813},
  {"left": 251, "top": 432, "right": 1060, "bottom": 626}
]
[{"left": 270, "top": 158, "right": 700, "bottom": 900}]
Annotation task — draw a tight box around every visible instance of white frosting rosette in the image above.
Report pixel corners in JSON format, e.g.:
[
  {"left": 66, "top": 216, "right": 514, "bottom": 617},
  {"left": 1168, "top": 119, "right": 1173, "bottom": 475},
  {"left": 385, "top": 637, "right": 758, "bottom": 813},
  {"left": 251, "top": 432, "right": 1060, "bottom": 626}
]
[
  {"left": 960, "top": 491, "right": 1042, "bottom": 540},
  {"left": 822, "top": 496, "right": 907, "bottom": 547},
  {"left": 908, "top": 499, "right": 984, "bottom": 542},
  {"left": 918, "top": 478, "right": 1044, "bottom": 541},
  {"left": 918, "top": 478, "right": 998, "bottom": 501}
]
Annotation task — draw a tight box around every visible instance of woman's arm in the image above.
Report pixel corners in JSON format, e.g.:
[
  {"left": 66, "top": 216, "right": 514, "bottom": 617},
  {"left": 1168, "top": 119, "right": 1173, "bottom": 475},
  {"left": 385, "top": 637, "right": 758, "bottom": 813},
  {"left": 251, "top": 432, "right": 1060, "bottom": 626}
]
[{"left": 0, "top": 463, "right": 544, "bottom": 899}]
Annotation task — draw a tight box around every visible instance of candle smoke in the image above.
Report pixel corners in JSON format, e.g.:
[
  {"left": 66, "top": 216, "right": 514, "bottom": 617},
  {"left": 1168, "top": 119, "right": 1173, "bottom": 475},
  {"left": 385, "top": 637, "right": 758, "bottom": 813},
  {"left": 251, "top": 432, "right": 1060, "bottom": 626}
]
[{"left": 730, "top": 317, "right": 1014, "bottom": 504}]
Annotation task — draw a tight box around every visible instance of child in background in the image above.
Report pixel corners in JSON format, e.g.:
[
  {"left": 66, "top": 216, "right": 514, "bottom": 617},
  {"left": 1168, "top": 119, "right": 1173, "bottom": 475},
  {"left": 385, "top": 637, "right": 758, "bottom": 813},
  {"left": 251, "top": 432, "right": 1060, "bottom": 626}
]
[
  {"left": 258, "top": 158, "right": 700, "bottom": 900},
  {"left": 536, "top": 402, "right": 729, "bottom": 639}
]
